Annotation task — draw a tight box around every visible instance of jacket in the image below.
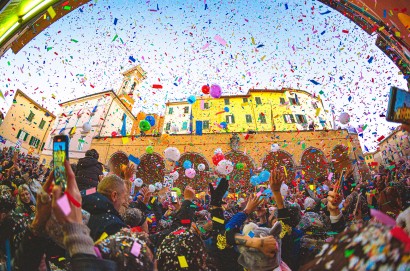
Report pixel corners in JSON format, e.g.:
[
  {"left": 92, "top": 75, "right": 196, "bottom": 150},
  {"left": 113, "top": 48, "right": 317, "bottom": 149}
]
[
  {"left": 75, "top": 156, "right": 103, "bottom": 191},
  {"left": 82, "top": 192, "right": 126, "bottom": 241}
]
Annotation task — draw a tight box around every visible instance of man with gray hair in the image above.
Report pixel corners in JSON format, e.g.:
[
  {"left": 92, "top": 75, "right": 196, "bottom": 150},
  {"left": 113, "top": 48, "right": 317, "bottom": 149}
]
[{"left": 82, "top": 174, "right": 129, "bottom": 241}]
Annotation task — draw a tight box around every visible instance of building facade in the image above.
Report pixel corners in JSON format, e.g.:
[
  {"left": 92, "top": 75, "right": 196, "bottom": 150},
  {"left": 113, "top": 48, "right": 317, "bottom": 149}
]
[
  {"left": 162, "top": 88, "right": 332, "bottom": 135},
  {"left": 378, "top": 127, "right": 410, "bottom": 166},
  {"left": 0, "top": 89, "right": 55, "bottom": 156},
  {"left": 40, "top": 65, "right": 146, "bottom": 164}
]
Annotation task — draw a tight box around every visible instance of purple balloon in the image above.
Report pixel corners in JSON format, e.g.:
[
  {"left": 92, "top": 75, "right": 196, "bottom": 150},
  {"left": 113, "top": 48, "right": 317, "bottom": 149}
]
[{"left": 210, "top": 84, "right": 222, "bottom": 98}]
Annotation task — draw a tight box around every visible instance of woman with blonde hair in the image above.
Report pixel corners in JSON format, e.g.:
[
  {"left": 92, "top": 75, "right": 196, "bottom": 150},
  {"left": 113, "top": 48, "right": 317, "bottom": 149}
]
[{"left": 15, "top": 184, "right": 36, "bottom": 220}]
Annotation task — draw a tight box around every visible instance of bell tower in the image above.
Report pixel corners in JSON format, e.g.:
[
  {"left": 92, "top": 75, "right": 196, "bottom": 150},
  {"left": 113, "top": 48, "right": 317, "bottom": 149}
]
[{"left": 117, "top": 65, "right": 147, "bottom": 111}]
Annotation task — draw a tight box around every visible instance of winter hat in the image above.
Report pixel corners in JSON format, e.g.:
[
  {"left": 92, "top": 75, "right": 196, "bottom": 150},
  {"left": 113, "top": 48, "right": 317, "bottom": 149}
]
[
  {"left": 156, "top": 227, "right": 207, "bottom": 271},
  {"left": 85, "top": 149, "right": 99, "bottom": 160},
  {"left": 96, "top": 228, "right": 154, "bottom": 271},
  {"left": 238, "top": 221, "right": 282, "bottom": 271},
  {"left": 299, "top": 221, "right": 410, "bottom": 271}
]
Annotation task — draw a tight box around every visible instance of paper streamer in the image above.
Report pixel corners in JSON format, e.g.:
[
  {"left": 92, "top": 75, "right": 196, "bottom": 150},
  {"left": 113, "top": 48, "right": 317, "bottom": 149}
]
[{"left": 214, "top": 35, "right": 227, "bottom": 46}]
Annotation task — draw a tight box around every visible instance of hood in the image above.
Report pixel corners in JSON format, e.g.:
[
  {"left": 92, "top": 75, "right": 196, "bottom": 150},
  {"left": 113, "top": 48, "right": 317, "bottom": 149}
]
[
  {"left": 77, "top": 156, "right": 101, "bottom": 168},
  {"left": 82, "top": 192, "right": 119, "bottom": 216}
]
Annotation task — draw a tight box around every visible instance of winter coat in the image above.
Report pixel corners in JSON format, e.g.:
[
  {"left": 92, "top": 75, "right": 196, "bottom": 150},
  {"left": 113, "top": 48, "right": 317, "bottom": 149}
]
[
  {"left": 75, "top": 156, "right": 103, "bottom": 191},
  {"left": 82, "top": 192, "right": 126, "bottom": 241}
]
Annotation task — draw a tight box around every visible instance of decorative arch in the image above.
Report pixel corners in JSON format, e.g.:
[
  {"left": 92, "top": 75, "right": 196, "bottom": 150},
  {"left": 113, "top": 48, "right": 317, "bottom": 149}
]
[
  {"left": 262, "top": 151, "right": 296, "bottom": 181},
  {"left": 135, "top": 152, "right": 165, "bottom": 184},
  {"left": 223, "top": 151, "right": 256, "bottom": 192},
  {"left": 331, "top": 145, "right": 351, "bottom": 175},
  {"left": 301, "top": 147, "right": 328, "bottom": 182},
  {"left": 174, "top": 152, "right": 211, "bottom": 190}
]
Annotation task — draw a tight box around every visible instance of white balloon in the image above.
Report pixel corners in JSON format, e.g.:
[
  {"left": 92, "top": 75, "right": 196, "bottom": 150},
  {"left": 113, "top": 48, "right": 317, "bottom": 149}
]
[
  {"left": 133, "top": 178, "right": 143, "bottom": 187},
  {"left": 339, "top": 112, "right": 350, "bottom": 125},
  {"left": 154, "top": 182, "right": 163, "bottom": 191},
  {"left": 280, "top": 183, "right": 289, "bottom": 197},
  {"left": 148, "top": 184, "right": 156, "bottom": 193},
  {"left": 197, "top": 163, "right": 206, "bottom": 171},
  {"left": 82, "top": 122, "right": 92, "bottom": 133},
  {"left": 171, "top": 124, "right": 179, "bottom": 133},
  {"left": 169, "top": 171, "right": 179, "bottom": 181},
  {"left": 216, "top": 160, "right": 234, "bottom": 175},
  {"left": 214, "top": 148, "right": 223, "bottom": 154},
  {"left": 164, "top": 147, "right": 181, "bottom": 162},
  {"left": 271, "top": 144, "right": 280, "bottom": 152}
]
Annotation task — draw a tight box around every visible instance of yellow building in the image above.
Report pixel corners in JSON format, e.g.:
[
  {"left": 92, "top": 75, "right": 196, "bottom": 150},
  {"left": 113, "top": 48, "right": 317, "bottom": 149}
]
[
  {"left": 0, "top": 89, "right": 55, "bottom": 156},
  {"left": 163, "top": 88, "right": 332, "bottom": 134}
]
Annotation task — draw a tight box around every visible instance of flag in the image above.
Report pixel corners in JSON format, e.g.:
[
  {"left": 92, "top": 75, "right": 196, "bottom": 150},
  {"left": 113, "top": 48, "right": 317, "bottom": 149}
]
[{"left": 121, "top": 113, "right": 127, "bottom": 136}]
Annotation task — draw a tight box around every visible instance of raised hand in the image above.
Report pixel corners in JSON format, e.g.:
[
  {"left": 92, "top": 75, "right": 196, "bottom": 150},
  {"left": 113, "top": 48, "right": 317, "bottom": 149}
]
[
  {"left": 269, "top": 168, "right": 286, "bottom": 192},
  {"left": 184, "top": 186, "right": 195, "bottom": 201},
  {"left": 243, "top": 194, "right": 264, "bottom": 215},
  {"left": 123, "top": 163, "right": 136, "bottom": 181},
  {"left": 209, "top": 178, "right": 229, "bottom": 207}
]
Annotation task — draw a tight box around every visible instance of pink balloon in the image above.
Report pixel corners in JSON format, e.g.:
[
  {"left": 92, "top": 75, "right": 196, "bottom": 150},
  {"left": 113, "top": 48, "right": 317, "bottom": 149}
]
[
  {"left": 210, "top": 84, "right": 222, "bottom": 98},
  {"left": 185, "top": 168, "right": 196, "bottom": 179}
]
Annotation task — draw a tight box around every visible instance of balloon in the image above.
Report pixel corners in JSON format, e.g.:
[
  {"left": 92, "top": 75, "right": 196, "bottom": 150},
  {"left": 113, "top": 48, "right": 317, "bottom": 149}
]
[
  {"left": 250, "top": 175, "right": 260, "bottom": 186},
  {"left": 146, "top": 146, "right": 154, "bottom": 154},
  {"left": 171, "top": 124, "right": 179, "bottom": 133},
  {"left": 220, "top": 122, "right": 227, "bottom": 129},
  {"left": 224, "top": 107, "right": 229, "bottom": 112},
  {"left": 148, "top": 184, "right": 156, "bottom": 193},
  {"left": 185, "top": 168, "right": 196, "bottom": 179},
  {"left": 201, "top": 85, "right": 210, "bottom": 94},
  {"left": 134, "top": 178, "right": 143, "bottom": 187},
  {"left": 212, "top": 153, "right": 225, "bottom": 166},
  {"left": 216, "top": 160, "right": 234, "bottom": 175},
  {"left": 210, "top": 84, "right": 222, "bottom": 98},
  {"left": 82, "top": 122, "right": 92, "bottom": 133},
  {"left": 236, "top": 163, "right": 244, "bottom": 170},
  {"left": 264, "top": 188, "right": 273, "bottom": 198},
  {"left": 339, "top": 112, "right": 350, "bottom": 124},
  {"left": 139, "top": 120, "right": 151, "bottom": 131},
  {"left": 111, "top": 131, "right": 117, "bottom": 137},
  {"left": 197, "top": 163, "right": 206, "bottom": 171},
  {"left": 259, "top": 170, "right": 271, "bottom": 183},
  {"left": 169, "top": 171, "right": 179, "bottom": 181},
  {"left": 280, "top": 183, "right": 289, "bottom": 197},
  {"left": 145, "top": 115, "right": 156, "bottom": 126},
  {"left": 154, "top": 182, "right": 163, "bottom": 191},
  {"left": 271, "top": 144, "right": 280, "bottom": 152},
  {"left": 164, "top": 147, "right": 181, "bottom": 161},
  {"left": 187, "top": 95, "right": 196, "bottom": 104},
  {"left": 183, "top": 160, "right": 192, "bottom": 169}
]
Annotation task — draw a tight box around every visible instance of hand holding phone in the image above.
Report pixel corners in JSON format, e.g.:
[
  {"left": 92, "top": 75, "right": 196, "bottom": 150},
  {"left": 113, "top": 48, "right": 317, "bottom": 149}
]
[
  {"left": 53, "top": 135, "right": 69, "bottom": 191},
  {"left": 170, "top": 191, "right": 178, "bottom": 203}
]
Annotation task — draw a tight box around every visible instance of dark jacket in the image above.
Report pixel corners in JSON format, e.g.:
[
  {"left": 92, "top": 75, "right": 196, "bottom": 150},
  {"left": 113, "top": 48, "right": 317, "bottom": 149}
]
[
  {"left": 82, "top": 192, "right": 126, "bottom": 241},
  {"left": 75, "top": 156, "right": 103, "bottom": 191}
]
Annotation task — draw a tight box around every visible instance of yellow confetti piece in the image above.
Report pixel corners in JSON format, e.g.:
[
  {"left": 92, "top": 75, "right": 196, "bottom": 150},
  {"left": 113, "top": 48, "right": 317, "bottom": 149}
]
[
  {"left": 378, "top": 26, "right": 385, "bottom": 31},
  {"left": 58, "top": 257, "right": 66, "bottom": 262},
  {"left": 283, "top": 166, "right": 288, "bottom": 177},
  {"left": 261, "top": 55, "right": 266, "bottom": 61},
  {"left": 251, "top": 37, "right": 255, "bottom": 45},
  {"left": 315, "top": 108, "right": 321, "bottom": 116},
  {"left": 151, "top": 197, "right": 156, "bottom": 204},
  {"left": 95, "top": 232, "right": 108, "bottom": 244},
  {"left": 121, "top": 136, "right": 129, "bottom": 144},
  {"left": 395, "top": 31, "right": 401, "bottom": 37},
  {"left": 47, "top": 6, "right": 56, "bottom": 19},
  {"left": 178, "top": 256, "right": 188, "bottom": 268},
  {"left": 212, "top": 216, "right": 225, "bottom": 224}
]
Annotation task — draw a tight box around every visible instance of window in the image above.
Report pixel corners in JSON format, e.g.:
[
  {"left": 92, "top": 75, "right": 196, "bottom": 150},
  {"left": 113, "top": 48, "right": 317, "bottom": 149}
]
[
  {"left": 168, "top": 107, "right": 174, "bottom": 114},
  {"left": 283, "top": 114, "right": 295, "bottom": 124},
  {"left": 27, "top": 111, "right": 35, "bottom": 122},
  {"left": 224, "top": 98, "right": 230, "bottom": 105},
  {"left": 203, "top": 121, "right": 210, "bottom": 129},
  {"left": 312, "top": 102, "right": 318, "bottom": 109},
  {"left": 259, "top": 113, "right": 267, "bottom": 124},
  {"left": 131, "top": 82, "right": 137, "bottom": 91},
  {"left": 204, "top": 102, "right": 210, "bottom": 109},
  {"left": 165, "top": 123, "right": 171, "bottom": 131},
  {"left": 182, "top": 122, "right": 188, "bottom": 130},
  {"left": 295, "top": 114, "right": 307, "bottom": 124},
  {"left": 183, "top": 107, "right": 189, "bottom": 114},
  {"left": 243, "top": 98, "right": 248, "bottom": 103},
  {"left": 226, "top": 115, "right": 235, "bottom": 124},
  {"left": 280, "top": 98, "right": 286, "bottom": 104},
  {"left": 245, "top": 114, "right": 252, "bottom": 123},
  {"left": 16, "top": 130, "right": 29, "bottom": 141},
  {"left": 255, "top": 97, "right": 262, "bottom": 105},
  {"left": 29, "top": 136, "right": 40, "bottom": 148},
  {"left": 78, "top": 136, "right": 86, "bottom": 151},
  {"left": 40, "top": 142, "right": 45, "bottom": 151},
  {"left": 39, "top": 119, "right": 46, "bottom": 129},
  {"left": 288, "top": 97, "right": 298, "bottom": 105}
]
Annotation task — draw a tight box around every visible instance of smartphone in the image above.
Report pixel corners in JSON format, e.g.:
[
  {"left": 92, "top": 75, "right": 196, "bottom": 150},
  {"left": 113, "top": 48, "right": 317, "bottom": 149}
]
[
  {"left": 386, "top": 86, "right": 410, "bottom": 125},
  {"left": 170, "top": 191, "right": 178, "bottom": 203},
  {"left": 53, "top": 135, "right": 69, "bottom": 191}
]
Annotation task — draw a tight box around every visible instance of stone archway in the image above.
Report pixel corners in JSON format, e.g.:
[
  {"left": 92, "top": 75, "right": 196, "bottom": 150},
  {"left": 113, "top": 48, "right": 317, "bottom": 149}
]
[
  {"left": 331, "top": 145, "right": 351, "bottom": 175},
  {"left": 262, "top": 151, "right": 296, "bottom": 181},
  {"left": 301, "top": 147, "right": 328, "bottom": 183},
  {"left": 224, "top": 151, "right": 256, "bottom": 192},
  {"left": 174, "top": 152, "right": 210, "bottom": 190},
  {"left": 135, "top": 152, "right": 165, "bottom": 184}
]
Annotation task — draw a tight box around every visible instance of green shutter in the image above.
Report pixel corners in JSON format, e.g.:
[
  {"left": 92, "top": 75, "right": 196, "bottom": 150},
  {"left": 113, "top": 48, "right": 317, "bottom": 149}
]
[
  {"left": 41, "top": 142, "right": 45, "bottom": 151},
  {"left": 29, "top": 136, "right": 33, "bottom": 146},
  {"left": 17, "top": 130, "right": 21, "bottom": 139},
  {"left": 290, "top": 115, "right": 295, "bottom": 123},
  {"left": 24, "top": 133, "right": 28, "bottom": 141},
  {"left": 283, "top": 115, "right": 287, "bottom": 123}
]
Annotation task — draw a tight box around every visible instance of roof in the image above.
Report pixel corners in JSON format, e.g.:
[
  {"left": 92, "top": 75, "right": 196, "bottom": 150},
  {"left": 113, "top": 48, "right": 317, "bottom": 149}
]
[
  {"left": 378, "top": 127, "right": 401, "bottom": 145},
  {"left": 122, "top": 65, "right": 147, "bottom": 78},
  {"left": 59, "top": 90, "right": 136, "bottom": 120},
  {"left": 15, "top": 89, "right": 56, "bottom": 118}
]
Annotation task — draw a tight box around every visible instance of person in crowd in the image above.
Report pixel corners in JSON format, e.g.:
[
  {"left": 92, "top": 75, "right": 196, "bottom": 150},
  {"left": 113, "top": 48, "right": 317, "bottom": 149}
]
[
  {"left": 15, "top": 184, "right": 36, "bottom": 220},
  {"left": 75, "top": 149, "right": 103, "bottom": 191}
]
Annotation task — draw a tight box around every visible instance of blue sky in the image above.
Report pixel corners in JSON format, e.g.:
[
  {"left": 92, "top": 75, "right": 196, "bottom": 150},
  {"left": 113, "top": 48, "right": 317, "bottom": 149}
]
[{"left": 0, "top": 0, "right": 408, "bottom": 151}]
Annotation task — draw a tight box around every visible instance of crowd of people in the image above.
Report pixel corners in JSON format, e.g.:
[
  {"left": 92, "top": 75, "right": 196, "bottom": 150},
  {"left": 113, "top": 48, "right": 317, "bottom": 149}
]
[{"left": 0, "top": 146, "right": 409, "bottom": 271}]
